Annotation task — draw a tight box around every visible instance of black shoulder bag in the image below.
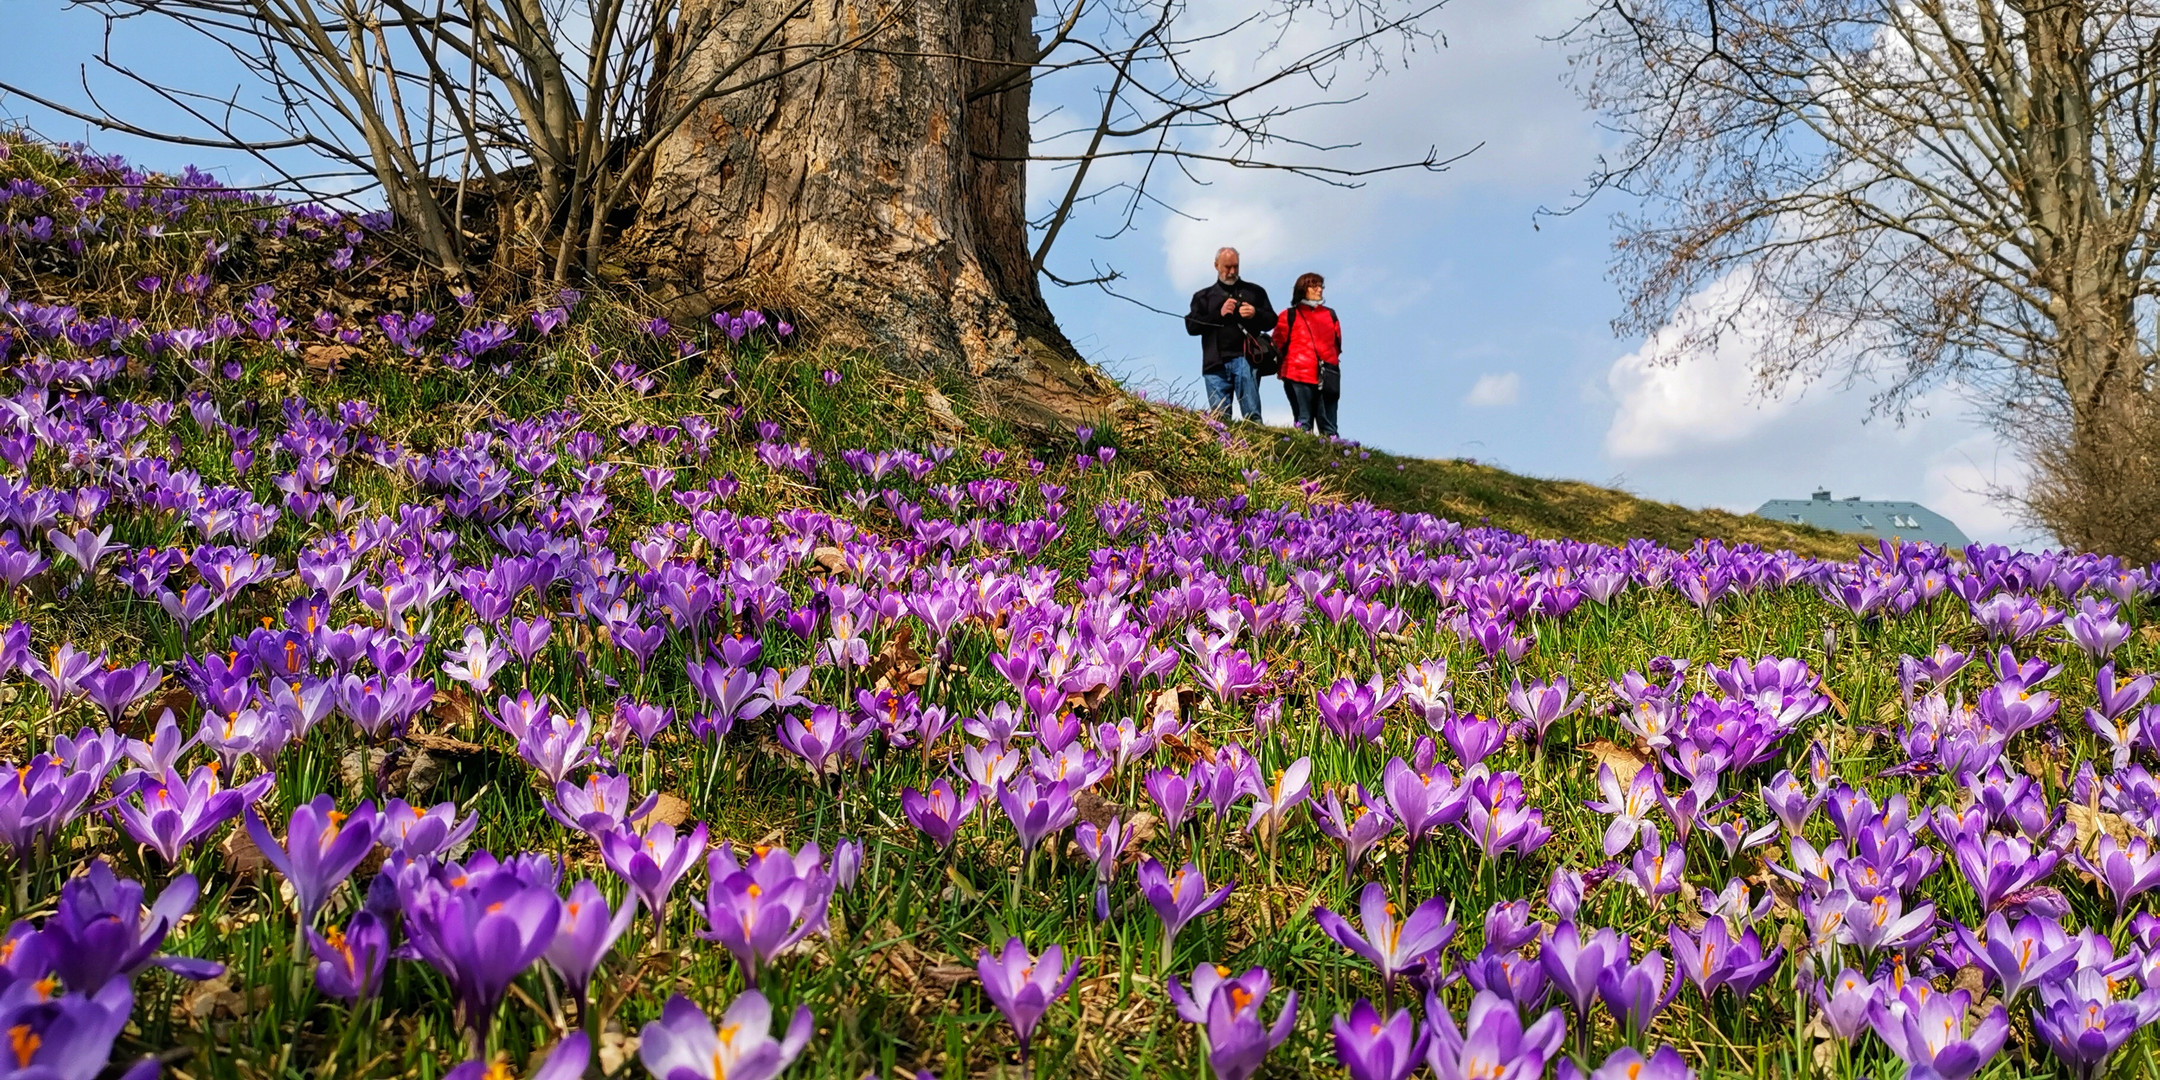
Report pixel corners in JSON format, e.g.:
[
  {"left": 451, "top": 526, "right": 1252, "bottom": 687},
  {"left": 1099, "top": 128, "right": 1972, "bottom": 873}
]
[{"left": 1244, "top": 301, "right": 1292, "bottom": 378}]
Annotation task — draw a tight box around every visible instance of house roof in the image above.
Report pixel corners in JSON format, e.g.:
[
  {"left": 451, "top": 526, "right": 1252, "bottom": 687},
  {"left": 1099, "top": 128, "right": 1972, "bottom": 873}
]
[{"left": 1753, "top": 490, "right": 1971, "bottom": 548}]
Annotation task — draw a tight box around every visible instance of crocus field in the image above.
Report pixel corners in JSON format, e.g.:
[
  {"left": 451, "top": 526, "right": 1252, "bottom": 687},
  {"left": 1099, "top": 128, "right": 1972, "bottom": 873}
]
[{"left": 2, "top": 135, "right": 2159, "bottom": 1080}]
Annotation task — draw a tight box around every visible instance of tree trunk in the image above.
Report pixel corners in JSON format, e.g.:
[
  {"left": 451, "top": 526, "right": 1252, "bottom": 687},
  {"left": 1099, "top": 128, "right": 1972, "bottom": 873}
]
[
  {"left": 2016, "top": 5, "right": 2160, "bottom": 557},
  {"left": 630, "top": 0, "right": 1081, "bottom": 382}
]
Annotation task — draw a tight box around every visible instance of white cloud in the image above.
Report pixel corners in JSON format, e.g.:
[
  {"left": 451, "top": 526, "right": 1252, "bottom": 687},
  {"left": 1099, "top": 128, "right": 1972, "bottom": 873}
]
[
  {"left": 1922, "top": 435, "right": 2042, "bottom": 548},
  {"left": 1160, "top": 198, "right": 1289, "bottom": 292},
  {"left": 1465, "top": 372, "right": 1521, "bottom": 407},
  {"left": 1603, "top": 273, "right": 1801, "bottom": 459}
]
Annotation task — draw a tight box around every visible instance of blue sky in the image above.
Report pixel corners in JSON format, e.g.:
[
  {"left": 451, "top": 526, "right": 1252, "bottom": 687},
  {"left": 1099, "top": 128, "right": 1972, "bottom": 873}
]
[{"left": 4, "top": 0, "right": 2038, "bottom": 545}]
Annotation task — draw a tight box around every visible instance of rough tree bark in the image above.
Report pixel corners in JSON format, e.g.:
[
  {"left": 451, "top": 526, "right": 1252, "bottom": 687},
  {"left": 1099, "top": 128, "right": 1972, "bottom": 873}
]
[{"left": 633, "top": 0, "right": 1087, "bottom": 387}]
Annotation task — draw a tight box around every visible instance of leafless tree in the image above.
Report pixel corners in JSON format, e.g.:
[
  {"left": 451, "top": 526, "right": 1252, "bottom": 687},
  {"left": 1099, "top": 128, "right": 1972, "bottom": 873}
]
[
  {"left": 1563, "top": 1, "right": 2160, "bottom": 556},
  {"left": 3, "top": 0, "right": 884, "bottom": 281},
  {"left": 8, "top": 0, "right": 1462, "bottom": 375},
  {"left": 635, "top": 0, "right": 1464, "bottom": 373}
]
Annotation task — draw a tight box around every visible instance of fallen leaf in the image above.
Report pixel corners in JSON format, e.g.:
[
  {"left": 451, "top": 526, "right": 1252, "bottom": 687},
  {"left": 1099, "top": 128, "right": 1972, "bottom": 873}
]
[
  {"left": 863, "top": 625, "right": 925, "bottom": 692},
  {"left": 812, "top": 546, "right": 846, "bottom": 575},
  {"left": 2066, "top": 803, "right": 2133, "bottom": 855},
  {"left": 922, "top": 964, "right": 976, "bottom": 990},
  {"left": 1072, "top": 789, "right": 1123, "bottom": 831},
  {"left": 595, "top": 1025, "right": 639, "bottom": 1075},
  {"left": 1158, "top": 730, "right": 1215, "bottom": 769},
  {"left": 430, "top": 686, "right": 475, "bottom": 730},
  {"left": 642, "top": 792, "right": 694, "bottom": 829},
  {"left": 179, "top": 975, "right": 246, "bottom": 1023},
  {"left": 1585, "top": 740, "right": 1649, "bottom": 783},
  {"left": 220, "top": 826, "right": 270, "bottom": 875},
  {"left": 1146, "top": 685, "right": 1199, "bottom": 720},
  {"left": 303, "top": 344, "right": 357, "bottom": 378},
  {"left": 406, "top": 731, "right": 486, "bottom": 756},
  {"left": 1821, "top": 684, "right": 1850, "bottom": 719}
]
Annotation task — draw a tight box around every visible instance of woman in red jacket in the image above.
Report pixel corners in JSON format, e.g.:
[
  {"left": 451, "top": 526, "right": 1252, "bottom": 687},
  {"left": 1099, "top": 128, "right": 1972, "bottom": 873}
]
[{"left": 1274, "top": 271, "right": 1343, "bottom": 436}]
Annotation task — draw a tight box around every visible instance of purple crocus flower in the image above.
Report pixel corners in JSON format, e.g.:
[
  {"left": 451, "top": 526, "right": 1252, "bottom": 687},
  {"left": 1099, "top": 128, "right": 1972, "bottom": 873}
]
[
  {"left": 1331, "top": 999, "right": 1427, "bottom": 1080},
  {"left": 0, "top": 977, "right": 149, "bottom": 1080},
  {"left": 1146, "top": 766, "right": 1199, "bottom": 832},
  {"left": 1313, "top": 784, "right": 1397, "bottom": 874},
  {"left": 1667, "top": 918, "right": 1783, "bottom": 1002},
  {"left": 1504, "top": 676, "right": 1584, "bottom": 745},
  {"left": 2031, "top": 968, "right": 2159, "bottom": 1079},
  {"left": 1595, "top": 947, "right": 1680, "bottom": 1036},
  {"left": 599, "top": 821, "right": 707, "bottom": 935},
  {"left": 777, "top": 705, "right": 866, "bottom": 776},
  {"left": 901, "top": 779, "right": 979, "bottom": 850},
  {"left": 638, "top": 991, "right": 813, "bottom": 1080},
  {"left": 1955, "top": 911, "right": 2078, "bottom": 1004},
  {"left": 1587, "top": 763, "right": 1662, "bottom": 857},
  {"left": 1381, "top": 756, "right": 1466, "bottom": 852},
  {"left": 1868, "top": 985, "right": 2008, "bottom": 1080},
  {"left": 43, "top": 859, "right": 223, "bottom": 988},
  {"left": 0, "top": 754, "right": 104, "bottom": 858},
  {"left": 1759, "top": 769, "right": 1825, "bottom": 835},
  {"left": 1313, "top": 882, "right": 1457, "bottom": 996},
  {"left": 1813, "top": 968, "right": 1875, "bottom": 1039},
  {"left": 402, "top": 865, "right": 562, "bottom": 1050},
  {"left": 378, "top": 798, "right": 477, "bottom": 862},
  {"left": 1559, "top": 1045, "right": 1696, "bottom": 1080},
  {"left": 996, "top": 775, "right": 1078, "bottom": 855},
  {"left": 1317, "top": 674, "right": 1400, "bottom": 743},
  {"left": 544, "top": 772, "right": 660, "bottom": 841},
  {"left": 976, "top": 937, "right": 1080, "bottom": 1061},
  {"left": 1952, "top": 830, "right": 2060, "bottom": 910},
  {"left": 445, "top": 1032, "right": 589, "bottom": 1080},
  {"left": 1623, "top": 825, "right": 1685, "bottom": 902},
  {"left": 695, "top": 841, "right": 833, "bottom": 987},
  {"left": 1137, "top": 858, "right": 1234, "bottom": 965},
  {"left": 244, "top": 795, "right": 379, "bottom": 921},
  {"left": 1441, "top": 712, "right": 1507, "bottom": 768},
  {"left": 1167, "top": 964, "right": 1296, "bottom": 1080},
  {"left": 1538, "top": 922, "right": 1628, "bottom": 1018},
  {"left": 78, "top": 661, "right": 160, "bottom": 723},
  {"left": 1547, "top": 867, "right": 1583, "bottom": 921},
  {"left": 110, "top": 764, "right": 274, "bottom": 863},
  {"left": 1424, "top": 989, "right": 1567, "bottom": 1080},
  {"left": 1075, "top": 817, "right": 1135, "bottom": 920},
  {"left": 544, "top": 879, "right": 638, "bottom": 1005},
  {"left": 2073, "top": 834, "right": 2160, "bottom": 915},
  {"left": 309, "top": 909, "right": 390, "bottom": 1002}
]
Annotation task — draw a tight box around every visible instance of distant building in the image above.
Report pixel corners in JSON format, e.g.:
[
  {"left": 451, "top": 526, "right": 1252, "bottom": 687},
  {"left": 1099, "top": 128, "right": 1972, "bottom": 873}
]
[{"left": 1754, "top": 489, "right": 1971, "bottom": 548}]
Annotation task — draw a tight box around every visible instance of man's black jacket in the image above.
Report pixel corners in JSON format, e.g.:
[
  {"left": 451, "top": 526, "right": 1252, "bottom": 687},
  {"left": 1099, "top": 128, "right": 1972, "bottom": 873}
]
[{"left": 1185, "top": 279, "right": 1277, "bottom": 374}]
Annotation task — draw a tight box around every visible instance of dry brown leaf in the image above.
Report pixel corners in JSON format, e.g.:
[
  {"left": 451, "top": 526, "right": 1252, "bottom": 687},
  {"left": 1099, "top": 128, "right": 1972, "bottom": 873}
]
[
  {"left": 179, "top": 975, "right": 246, "bottom": 1023},
  {"left": 643, "top": 792, "right": 694, "bottom": 829},
  {"left": 430, "top": 685, "right": 475, "bottom": 730},
  {"left": 921, "top": 964, "right": 976, "bottom": 990},
  {"left": 812, "top": 546, "right": 846, "bottom": 575},
  {"left": 1585, "top": 740, "right": 1649, "bottom": 783},
  {"left": 1072, "top": 789, "right": 1123, "bottom": 832},
  {"left": 150, "top": 686, "right": 198, "bottom": 725},
  {"left": 407, "top": 731, "right": 487, "bottom": 756},
  {"left": 1821, "top": 684, "right": 1851, "bottom": 720},
  {"left": 864, "top": 625, "right": 926, "bottom": 692},
  {"left": 303, "top": 344, "right": 357, "bottom": 378},
  {"left": 1146, "top": 685, "right": 1199, "bottom": 719},
  {"left": 220, "top": 825, "right": 270, "bottom": 875},
  {"left": 2067, "top": 803, "right": 2134, "bottom": 855},
  {"left": 1158, "top": 731, "right": 1214, "bottom": 769},
  {"left": 1066, "top": 684, "right": 1113, "bottom": 712}
]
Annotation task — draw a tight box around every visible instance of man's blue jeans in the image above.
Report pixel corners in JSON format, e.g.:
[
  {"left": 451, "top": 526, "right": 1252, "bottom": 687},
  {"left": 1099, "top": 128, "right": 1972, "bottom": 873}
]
[{"left": 1204, "top": 356, "right": 1263, "bottom": 422}]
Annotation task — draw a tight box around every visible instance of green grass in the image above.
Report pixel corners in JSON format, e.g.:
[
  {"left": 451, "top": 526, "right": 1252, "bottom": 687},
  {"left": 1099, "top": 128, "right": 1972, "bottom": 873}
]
[{"left": 4, "top": 131, "right": 2146, "bottom": 1080}]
